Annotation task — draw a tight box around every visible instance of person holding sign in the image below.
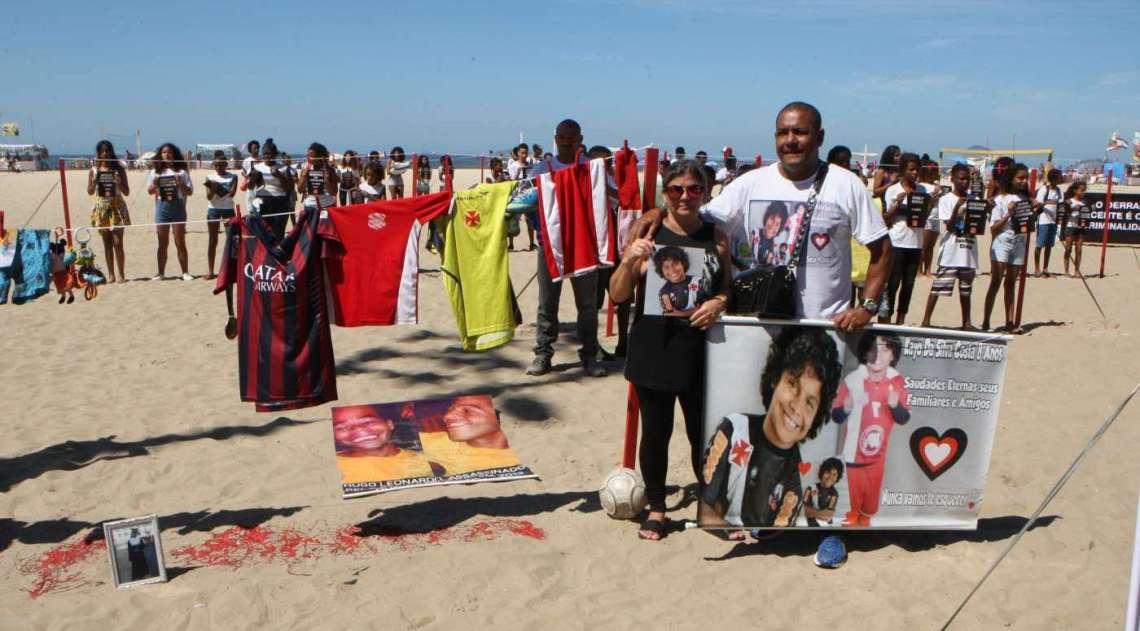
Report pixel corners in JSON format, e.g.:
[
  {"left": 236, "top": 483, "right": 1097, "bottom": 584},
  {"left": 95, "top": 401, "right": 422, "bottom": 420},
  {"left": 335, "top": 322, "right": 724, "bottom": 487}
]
[
  {"left": 145, "top": 143, "right": 193, "bottom": 281},
  {"left": 297, "top": 142, "right": 339, "bottom": 212},
  {"left": 610, "top": 160, "right": 732, "bottom": 541},
  {"left": 982, "top": 162, "right": 1037, "bottom": 332},
  {"left": 86, "top": 140, "right": 130, "bottom": 283},
  {"left": 338, "top": 151, "right": 362, "bottom": 206},
  {"left": 1032, "top": 167, "right": 1063, "bottom": 277},
  {"left": 247, "top": 139, "right": 294, "bottom": 239},
  {"left": 920, "top": 164, "right": 979, "bottom": 330},
  {"left": 204, "top": 151, "right": 238, "bottom": 279},
  {"left": 880, "top": 152, "right": 939, "bottom": 325},
  {"left": 1060, "top": 181, "right": 1089, "bottom": 277}
]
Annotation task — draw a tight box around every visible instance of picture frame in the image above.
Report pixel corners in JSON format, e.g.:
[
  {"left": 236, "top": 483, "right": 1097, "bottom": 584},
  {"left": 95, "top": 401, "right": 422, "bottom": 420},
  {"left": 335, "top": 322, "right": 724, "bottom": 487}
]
[{"left": 102, "top": 514, "right": 168, "bottom": 589}]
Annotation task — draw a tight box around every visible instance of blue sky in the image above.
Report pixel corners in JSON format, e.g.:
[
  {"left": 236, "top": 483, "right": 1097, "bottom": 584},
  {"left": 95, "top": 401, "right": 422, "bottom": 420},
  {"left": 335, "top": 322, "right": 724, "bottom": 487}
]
[{"left": 3, "top": 0, "right": 1138, "bottom": 163}]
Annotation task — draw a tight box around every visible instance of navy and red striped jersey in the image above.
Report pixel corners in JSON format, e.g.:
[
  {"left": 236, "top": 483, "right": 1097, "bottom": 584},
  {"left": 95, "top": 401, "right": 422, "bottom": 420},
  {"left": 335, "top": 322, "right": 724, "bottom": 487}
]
[{"left": 214, "top": 208, "right": 337, "bottom": 411}]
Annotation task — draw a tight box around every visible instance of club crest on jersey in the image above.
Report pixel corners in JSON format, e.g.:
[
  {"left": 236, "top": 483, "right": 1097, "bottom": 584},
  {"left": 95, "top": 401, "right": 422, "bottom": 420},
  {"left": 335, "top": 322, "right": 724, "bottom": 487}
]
[
  {"left": 367, "top": 212, "right": 386, "bottom": 230},
  {"left": 244, "top": 263, "right": 296, "bottom": 293},
  {"left": 464, "top": 210, "right": 480, "bottom": 227},
  {"left": 859, "top": 425, "right": 885, "bottom": 457}
]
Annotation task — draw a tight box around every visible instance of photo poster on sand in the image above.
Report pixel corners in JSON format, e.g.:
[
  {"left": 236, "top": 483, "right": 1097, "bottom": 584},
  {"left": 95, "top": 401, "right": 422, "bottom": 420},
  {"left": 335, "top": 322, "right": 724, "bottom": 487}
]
[
  {"left": 699, "top": 318, "right": 1008, "bottom": 530},
  {"left": 642, "top": 244, "right": 717, "bottom": 318},
  {"left": 332, "top": 395, "right": 538, "bottom": 498}
]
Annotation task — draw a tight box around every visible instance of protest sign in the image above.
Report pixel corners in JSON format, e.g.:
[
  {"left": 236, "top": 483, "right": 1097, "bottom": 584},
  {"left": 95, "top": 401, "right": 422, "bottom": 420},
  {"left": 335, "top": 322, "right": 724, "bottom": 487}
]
[
  {"left": 699, "top": 318, "right": 1008, "bottom": 530},
  {"left": 332, "top": 395, "right": 537, "bottom": 498},
  {"left": 1083, "top": 193, "right": 1140, "bottom": 245}
]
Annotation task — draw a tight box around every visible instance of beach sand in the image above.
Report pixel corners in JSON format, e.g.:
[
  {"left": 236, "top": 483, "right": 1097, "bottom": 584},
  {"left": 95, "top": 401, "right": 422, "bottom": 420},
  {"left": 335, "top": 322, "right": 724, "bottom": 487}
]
[{"left": 2, "top": 167, "right": 1139, "bottom": 630}]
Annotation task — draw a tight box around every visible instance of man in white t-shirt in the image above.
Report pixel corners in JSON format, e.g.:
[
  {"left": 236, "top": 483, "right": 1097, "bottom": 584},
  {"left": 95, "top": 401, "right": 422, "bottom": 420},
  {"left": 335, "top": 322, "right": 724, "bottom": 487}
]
[
  {"left": 526, "top": 119, "right": 606, "bottom": 378},
  {"left": 696, "top": 102, "right": 891, "bottom": 327}
]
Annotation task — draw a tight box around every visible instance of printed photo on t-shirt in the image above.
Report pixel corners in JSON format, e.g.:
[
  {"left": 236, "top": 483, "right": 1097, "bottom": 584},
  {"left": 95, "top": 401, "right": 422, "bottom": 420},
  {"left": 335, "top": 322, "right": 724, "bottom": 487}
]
[{"left": 642, "top": 244, "right": 715, "bottom": 317}]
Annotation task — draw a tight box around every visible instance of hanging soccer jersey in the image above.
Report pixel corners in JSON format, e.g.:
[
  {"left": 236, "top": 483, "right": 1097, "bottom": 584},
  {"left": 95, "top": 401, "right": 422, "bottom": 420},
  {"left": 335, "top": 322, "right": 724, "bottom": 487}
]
[
  {"left": 10, "top": 229, "right": 51, "bottom": 304},
  {"left": 536, "top": 158, "right": 614, "bottom": 280},
  {"left": 442, "top": 180, "right": 521, "bottom": 351},
  {"left": 214, "top": 208, "right": 337, "bottom": 411},
  {"left": 321, "top": 192, "right": 451, "bottom": 327},
  {"left": 612, "top": 147, "right": 643, "bottom": 254}
]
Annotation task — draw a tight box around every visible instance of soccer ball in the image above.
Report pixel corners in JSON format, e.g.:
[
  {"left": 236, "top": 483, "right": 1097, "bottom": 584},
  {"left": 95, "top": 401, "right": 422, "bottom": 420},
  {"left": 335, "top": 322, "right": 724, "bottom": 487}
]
[{"left": 598, "top": 467, "right": 648, "bottom": 520}]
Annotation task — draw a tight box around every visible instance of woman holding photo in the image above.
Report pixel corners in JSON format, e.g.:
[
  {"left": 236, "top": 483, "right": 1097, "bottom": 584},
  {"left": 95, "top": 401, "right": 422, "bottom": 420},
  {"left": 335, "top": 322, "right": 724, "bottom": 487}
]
[
  {"left": 338, "top": 150, "right": 361, "bottom": 205},
  {"left": 879, "top": 152, "right": 938, "bottom": 325},
  {"left": 204, "top": 150, "right": 238, "bottom": 279},
  {"left": 240, "top": 139, "right": 261, "bottom": 211},
  {"left": 1061, "top": 181, "right": 1089, "bottom": 277},
  {"left": 247, "top": 139, "right": 294, "bottom": 238},
  {"left": 609, "top": 160, "right": 732, "bottom": 541},
  {"left": 387, "top": 146, "right": 410, "bottom": 199},
  {"left": 86, "top": 140, "right": 130, "bottom": 283},
  {"left": 982, "top": 162, "right": 1038, "bottom": 333},
  {"left": 298, "top": 142, "right": 339, "bottom": 213},
  {"left": 146, "top": 142, "right": 193, "bottom": 281}
]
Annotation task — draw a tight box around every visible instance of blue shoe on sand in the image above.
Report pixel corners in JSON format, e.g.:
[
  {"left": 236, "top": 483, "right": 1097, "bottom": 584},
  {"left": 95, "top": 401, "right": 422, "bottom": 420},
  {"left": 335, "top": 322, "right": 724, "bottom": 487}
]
[{"left": 814, "top": 535, "right": 847, "bottom": 569}]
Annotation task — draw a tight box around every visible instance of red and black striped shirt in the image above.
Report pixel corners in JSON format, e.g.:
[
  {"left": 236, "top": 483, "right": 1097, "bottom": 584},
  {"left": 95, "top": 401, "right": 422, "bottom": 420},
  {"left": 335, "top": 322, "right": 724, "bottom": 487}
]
[{"left": 214, "top": 208, "right": 337, "bottom": 411}]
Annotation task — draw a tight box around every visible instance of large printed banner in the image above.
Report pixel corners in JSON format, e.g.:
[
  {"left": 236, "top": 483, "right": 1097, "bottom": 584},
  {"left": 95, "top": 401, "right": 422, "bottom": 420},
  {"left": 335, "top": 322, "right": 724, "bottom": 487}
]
[
  {"left": 332, "top": 395, "right": 538, "bottom": 498},
  {"left": 1083, "top": 193, "right": 1140, "bottom": 245},
  {"left": 700, "top": 318, "right": 1008, "bottom": 530}
]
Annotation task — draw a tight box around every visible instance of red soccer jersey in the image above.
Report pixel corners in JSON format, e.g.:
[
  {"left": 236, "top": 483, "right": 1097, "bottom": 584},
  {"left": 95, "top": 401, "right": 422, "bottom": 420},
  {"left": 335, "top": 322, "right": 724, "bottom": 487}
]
[
  {"left": 320, "top": 193, "right": 451, "bottom": 327},
  {"left": 214, "top": 208, "right": 337, "bottom": 411},
  {"left": 833, "top": 366, "right": 910, "bottom": 465},
  {"left": 536, "top": 158, "right": 614, "bottom": 279}
]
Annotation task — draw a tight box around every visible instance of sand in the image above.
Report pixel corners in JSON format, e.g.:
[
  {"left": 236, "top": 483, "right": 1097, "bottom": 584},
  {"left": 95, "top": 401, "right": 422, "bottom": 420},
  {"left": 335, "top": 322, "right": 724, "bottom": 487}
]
[{"left": 2, "top": 166, "right": 1140, "bottom": 630}]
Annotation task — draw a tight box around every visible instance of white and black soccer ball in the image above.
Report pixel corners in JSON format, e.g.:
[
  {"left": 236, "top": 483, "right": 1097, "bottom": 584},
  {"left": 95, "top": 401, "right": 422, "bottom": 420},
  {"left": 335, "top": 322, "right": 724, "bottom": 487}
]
[{"left": 598, "top": 467, "right": 648, "bottom": 520}]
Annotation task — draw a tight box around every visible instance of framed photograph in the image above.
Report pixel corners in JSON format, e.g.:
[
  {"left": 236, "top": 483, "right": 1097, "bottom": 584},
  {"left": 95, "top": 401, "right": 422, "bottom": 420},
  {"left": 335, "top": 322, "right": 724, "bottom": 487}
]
[
  {"left": 642, "top": 244, "right": 714, "bottom": 318},
  {"left": 103, "top": 515, "right": 167, "bottom": 589}
]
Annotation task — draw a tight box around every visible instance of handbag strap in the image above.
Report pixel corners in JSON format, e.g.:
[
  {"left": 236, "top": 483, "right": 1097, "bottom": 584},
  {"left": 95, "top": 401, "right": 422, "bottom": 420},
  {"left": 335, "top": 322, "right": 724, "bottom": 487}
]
[{"left": 787, "top": 161, "right": 830, "bottom": 273}]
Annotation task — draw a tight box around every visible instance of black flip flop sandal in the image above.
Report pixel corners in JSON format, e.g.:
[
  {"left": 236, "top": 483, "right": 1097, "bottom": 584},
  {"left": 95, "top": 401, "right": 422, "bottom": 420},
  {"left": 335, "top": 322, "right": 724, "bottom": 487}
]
[{"left": 638, "top": 519, "right": 666, "bottom": 541}]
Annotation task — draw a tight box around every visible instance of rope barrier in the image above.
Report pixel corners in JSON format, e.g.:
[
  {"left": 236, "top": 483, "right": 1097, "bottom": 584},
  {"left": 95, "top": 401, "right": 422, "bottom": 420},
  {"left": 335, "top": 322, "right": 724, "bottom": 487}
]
[
  {"left": 940, "top": 381, "right": 1140, "bottom": 630},
  {"left": 19, "top": 180, "right": 60, "bottom": 230}
]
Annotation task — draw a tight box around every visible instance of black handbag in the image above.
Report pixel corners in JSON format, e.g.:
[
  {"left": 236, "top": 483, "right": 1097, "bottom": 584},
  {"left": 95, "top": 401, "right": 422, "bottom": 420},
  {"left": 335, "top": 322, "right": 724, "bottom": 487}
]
[{"left": 728, "top": 162, "right": 829, "bottom": 318}]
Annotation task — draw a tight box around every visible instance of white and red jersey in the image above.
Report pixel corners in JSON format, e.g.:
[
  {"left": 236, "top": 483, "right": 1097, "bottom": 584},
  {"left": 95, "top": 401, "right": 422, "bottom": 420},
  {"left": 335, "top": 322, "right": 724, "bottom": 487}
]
[
  {"left": 535, "top": 157, "right": 614, "bottom": 280},
  {"left": 320, "top": 192, "right": 451, "bottom": 326},
  {"left": 834, "top": 365, "right": 910, "bottom": 466}
]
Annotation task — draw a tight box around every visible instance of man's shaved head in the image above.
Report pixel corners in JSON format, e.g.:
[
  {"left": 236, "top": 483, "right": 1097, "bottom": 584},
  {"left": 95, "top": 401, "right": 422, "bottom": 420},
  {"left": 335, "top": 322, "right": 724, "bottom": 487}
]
[{"left": 777, "top": 101, "right": 822, "bottom": 131}]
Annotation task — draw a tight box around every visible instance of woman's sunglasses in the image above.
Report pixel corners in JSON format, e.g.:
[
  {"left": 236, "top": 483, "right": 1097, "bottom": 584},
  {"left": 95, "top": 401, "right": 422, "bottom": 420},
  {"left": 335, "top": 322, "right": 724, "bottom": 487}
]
[{"left": 663, "top": 184, "right": 705, "bottom": 198}]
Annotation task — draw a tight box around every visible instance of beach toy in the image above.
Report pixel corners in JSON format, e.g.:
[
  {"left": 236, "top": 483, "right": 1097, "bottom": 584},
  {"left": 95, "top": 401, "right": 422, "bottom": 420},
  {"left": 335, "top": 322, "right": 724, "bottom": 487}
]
[
  {"left": 598, "top": 467, "right": 647, "bottom": 520},
  {"left": 72, "top": 227, "right": 106, "bottom": 300}
]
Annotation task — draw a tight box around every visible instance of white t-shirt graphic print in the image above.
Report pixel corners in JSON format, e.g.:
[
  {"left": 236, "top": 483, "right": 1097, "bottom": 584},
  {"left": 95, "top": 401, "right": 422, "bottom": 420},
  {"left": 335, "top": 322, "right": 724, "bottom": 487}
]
[{"left": 703, "top": 163, "right": 888, "bottom": 318}]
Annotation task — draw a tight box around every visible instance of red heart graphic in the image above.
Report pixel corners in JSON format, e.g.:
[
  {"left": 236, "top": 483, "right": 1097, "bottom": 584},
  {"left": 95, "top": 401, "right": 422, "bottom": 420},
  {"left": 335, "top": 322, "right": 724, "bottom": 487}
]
[
  {"left": 810, "top": 232, "right": 831, "bottom": 250},
  {"left": 798, "top": 462, "right": 811, "bottom": 475},
  {"left": 967, "top": 501, "right": 976, "bottom": 510},
  {"left": 909, "top": 427, "right": 968, "bottom": 481},
  {"left": 918, "top": 436, "right": 959, "bottom": 473}
]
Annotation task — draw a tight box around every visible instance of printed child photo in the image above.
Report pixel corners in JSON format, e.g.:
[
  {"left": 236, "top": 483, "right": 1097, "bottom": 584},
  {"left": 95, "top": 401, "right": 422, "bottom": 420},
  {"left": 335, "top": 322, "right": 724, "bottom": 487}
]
[
  {"left": 643, "top": 244, "right": 714, "bottom": 317},
  {"left": 699, "top": 326, "right": 842, "bottom": 530},
  {"left": 830, "top": 331, "right": 911, "bottom": 527},
  {"left": 103, "top": 515, "right": 167, "bottom": 589}
]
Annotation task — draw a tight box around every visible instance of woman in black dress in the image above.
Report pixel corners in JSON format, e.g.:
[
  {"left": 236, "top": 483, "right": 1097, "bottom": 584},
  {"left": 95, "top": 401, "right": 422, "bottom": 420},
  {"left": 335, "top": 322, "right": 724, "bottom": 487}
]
[{"left": 609, "top": 160, "right": 732, "bottom": 540}]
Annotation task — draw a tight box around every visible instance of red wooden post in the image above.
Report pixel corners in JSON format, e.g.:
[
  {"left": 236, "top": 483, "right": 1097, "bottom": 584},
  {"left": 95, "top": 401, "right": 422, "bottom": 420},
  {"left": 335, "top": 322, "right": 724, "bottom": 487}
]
[
  {"left": 442, "top": 155, "right": 454, "bottom": 193},
  {"left": 622, "top": 383, "right": 640, "bottom": 469},
  {"left": 1099, "top": 172, "right": 1114, "bottom": 278},
  {"left": 1013, "top": 169, "right": 1037, "bottom": 328},
  {"left": 58, "top": 159, "right": 73, "bottom": 247},
  {"left": 0, "top": 210, "right": 5, "bottom": 235},
  {"left": 619, "top": 147, "right": 660, "bottom": 469},
  {"left": 410, "top": 153, "right": 419, "bottom": 198}
]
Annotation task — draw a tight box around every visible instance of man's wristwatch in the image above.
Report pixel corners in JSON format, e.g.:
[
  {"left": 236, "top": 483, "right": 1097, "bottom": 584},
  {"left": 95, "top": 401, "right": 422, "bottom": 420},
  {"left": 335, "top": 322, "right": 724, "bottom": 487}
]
[{"left": 860, "top": 297, "right": 879, "bottom": 314}]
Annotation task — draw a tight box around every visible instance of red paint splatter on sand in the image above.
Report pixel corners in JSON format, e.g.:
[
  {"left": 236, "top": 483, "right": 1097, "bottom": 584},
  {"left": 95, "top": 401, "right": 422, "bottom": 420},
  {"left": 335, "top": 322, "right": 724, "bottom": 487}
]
[
  {"left": 19, "top": 538, "right": 106, "bottom": 599},
  {"left": 170, "top": 519, "right": 545, "bottom": 568},
  {"left": 18, "top": 519, "right": 545, "bottom": 597}
]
